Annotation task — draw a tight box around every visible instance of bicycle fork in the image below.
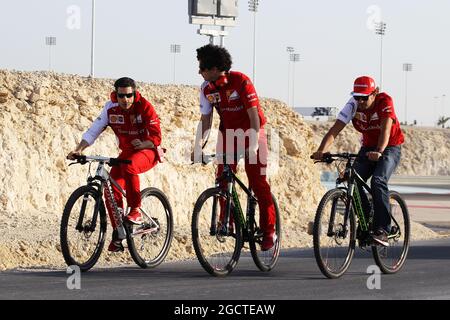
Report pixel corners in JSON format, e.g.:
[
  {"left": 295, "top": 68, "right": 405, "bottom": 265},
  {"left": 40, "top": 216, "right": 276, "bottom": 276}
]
[
  {"left": 326, "top": 187, "right": 356, "bottom": 239},
  {"left": 75, "top": 181, "right": 103, "bottom": 234},
  {"left": 221, "top": 181, "right": 235, "bottom": 235},
  {"left": 209, "top": 181, "right": 236, "bottom": 237}
]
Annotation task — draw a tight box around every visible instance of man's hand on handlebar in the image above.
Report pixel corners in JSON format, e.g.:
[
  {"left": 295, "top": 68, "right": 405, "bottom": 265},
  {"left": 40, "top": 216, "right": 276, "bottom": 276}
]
[
  {"left": 311, "top": 151, "right": 326, "bottom": 161},
  {"left": 67, "top": 151, "right": 82, "bottom": 160}
]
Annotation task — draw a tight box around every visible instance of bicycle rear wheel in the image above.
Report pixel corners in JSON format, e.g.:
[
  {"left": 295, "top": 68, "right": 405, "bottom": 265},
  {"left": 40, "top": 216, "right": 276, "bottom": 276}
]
[
  {"left": 313, "top": 188, "right": 356, "bottom": 279},
  {"left": 372, "top": 191, "right": 410, "bottom": 274},
  {"left": 127, "top": 187, "right": 173, "bottom": 268},
  {"left": 60, "top": 185, "right": 107, "bottom": 272},
  {"left": 249, "top": 193, "right": 281, "bottom": 272},
  {"left": 191, "top": 187, "right": 243, "bottom": 277}
]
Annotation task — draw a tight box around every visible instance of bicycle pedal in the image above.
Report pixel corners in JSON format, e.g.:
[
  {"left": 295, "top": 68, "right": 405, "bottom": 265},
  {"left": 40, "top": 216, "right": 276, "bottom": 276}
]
[{"left": 132, "top": 226, "right": 158, "bottom": 236}]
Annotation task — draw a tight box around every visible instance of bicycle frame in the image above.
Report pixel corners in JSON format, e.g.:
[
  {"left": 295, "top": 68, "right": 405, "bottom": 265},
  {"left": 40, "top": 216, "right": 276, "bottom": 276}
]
[
  {"left": 329, "top": 155, "right": 402, "bottom": 241},
  {"left": 75, "top": 160, "right": 126, "bottom": 234},
  {"left": 324, "top": 155, "right": 371, "bottom": 238},
  {"left": 212, "top": 162, "right": 258, "bottom": 237},
  {"left": 344, "top": 168, "right": 372, "bottom": 233}
]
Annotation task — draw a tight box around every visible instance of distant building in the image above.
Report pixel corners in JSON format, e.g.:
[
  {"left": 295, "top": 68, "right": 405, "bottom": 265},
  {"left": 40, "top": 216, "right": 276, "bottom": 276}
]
[{"left": 293, "top": 107, "right": 338, "bottom": 121}]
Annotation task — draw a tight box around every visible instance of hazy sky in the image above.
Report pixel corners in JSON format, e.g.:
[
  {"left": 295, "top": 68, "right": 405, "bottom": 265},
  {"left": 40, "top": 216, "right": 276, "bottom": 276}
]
[{"left": 1, "top": 0, "right": 449, "bottom": 126}]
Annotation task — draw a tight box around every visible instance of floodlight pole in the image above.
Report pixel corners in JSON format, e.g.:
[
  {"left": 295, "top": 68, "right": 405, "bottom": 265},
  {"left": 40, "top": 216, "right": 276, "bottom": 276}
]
[
  {"left": 219, "top": 26, "right": 225, "bottom": 47},
  {"left": 286, "top": 47, "right": 294, "bottom": 106},
  {"left": 443, "top": 94, "right": 447, "bottom": 118},
  {"left": 248, "top": 0, "right": 259, "bottom": 85},
  {"left": 290, "top": 53, "right": 300, "bottom": 108},
  {"left": 434, "top": 96, "right": 439, "bottom": 127},
  {"left": 170, "top": 44, "right": 181, "bottom": 83},
  {"left": 375, "top": 21, "right": 386, "bottom": 90},
  {"left": 90, "top": 0, "right": 95, "bottom": 78},
  {"left": 402, "top": 63, "right": 412, "bottom": 125},
  {"left": 45, "top": 36, "right": 56, "bottom": 71}
]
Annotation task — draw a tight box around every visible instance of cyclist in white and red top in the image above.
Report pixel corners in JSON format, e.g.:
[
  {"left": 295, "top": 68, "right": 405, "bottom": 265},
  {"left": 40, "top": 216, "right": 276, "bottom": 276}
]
[
  {"left": 192, "top": 44, "right": 277, "bottom": 251},
  {"left": 67, "top": 77, "right": 162, "bottom": 252},
  {"left": 312, "top": 76, "right": 404, "bottom": 247}
]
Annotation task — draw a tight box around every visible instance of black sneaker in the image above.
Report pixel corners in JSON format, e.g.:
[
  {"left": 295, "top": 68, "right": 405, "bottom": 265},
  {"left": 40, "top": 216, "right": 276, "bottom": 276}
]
[{"left": 372, "top": 229, "right": 389, "bottom": 247}]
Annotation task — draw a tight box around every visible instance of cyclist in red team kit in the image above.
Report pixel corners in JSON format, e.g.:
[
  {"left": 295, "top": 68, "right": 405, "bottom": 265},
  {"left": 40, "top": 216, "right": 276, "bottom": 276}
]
[
  {"left": 192, "top": 44, "right": 277, "bottom": 251},
  {"left": 67, "top": 77, "right": 163, "bottom": 252},
  {"left": 312, "top": 76, "right": 404, "bottom": 246}
]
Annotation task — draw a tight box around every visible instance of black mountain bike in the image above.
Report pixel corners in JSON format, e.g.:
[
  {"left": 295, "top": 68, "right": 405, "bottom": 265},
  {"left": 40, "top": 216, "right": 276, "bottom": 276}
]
[
  {"left": 312, "top": 152, "right": 410, "bottom": 279},
  {"left": 60, "top": 155, "right": 173, "bottom": 272},
  {"left": 191, "top": 153, "right": 281, "bottom": 277}
]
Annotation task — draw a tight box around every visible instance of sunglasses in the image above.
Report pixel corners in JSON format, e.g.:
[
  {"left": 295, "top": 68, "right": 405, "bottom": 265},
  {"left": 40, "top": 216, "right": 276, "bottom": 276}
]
[
  {"left": 117, "top": 92, "right": 134, "bottom": 98},
  {"left": 353, "top": 95, "right": 369, "bottom": 101}
]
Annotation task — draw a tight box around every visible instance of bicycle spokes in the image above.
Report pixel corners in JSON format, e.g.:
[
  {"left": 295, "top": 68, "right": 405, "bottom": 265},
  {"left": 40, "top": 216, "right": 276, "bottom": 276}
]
[
  {"left": 313, "top": 188, "right": 355, "bottom": 278},
  {"left": 60, "top": 186, "right": 107, "bottom": 272},
  {"left": 372, "top": 191, "right": 410, "bottom": 274},
  {"left": 127, "top": 189, "right": 173, "bottom": 267},
  {"left": 192, "top": 188, "right": 242, "bottom": 276}
]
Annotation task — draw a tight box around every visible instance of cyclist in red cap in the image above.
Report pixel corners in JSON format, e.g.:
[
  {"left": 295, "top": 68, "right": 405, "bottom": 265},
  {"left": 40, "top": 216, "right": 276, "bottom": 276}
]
[
  {"left": 311, "top": 76, "right": 404, "bottom": 246},
  {"left": 191, "top": 44, "right": 277, "bottom": 251},
  {"left": 67, "top": 77, "right": 163, "bottom": 252}
]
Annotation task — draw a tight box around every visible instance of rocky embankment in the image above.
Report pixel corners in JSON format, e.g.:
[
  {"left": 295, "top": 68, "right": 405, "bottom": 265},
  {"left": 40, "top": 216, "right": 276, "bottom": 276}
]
[
  {"left": 0, "top": 70, "right": 438, "bottom": 270},
  {"left": 308, "top": 122, "right": 450, "bottom": 176}
]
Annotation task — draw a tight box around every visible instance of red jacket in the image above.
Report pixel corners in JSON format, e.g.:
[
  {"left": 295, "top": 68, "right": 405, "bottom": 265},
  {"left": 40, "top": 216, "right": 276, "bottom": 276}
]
[
  {"left": 82, "top": 90, "right": 161, "bottom": 152},
  {"left": 200, "top": 71, "right": 267, "bottom": 131},
  {"left": 351, "top": 93, "right": 404, "bottom": 147},
  {"left": 337, "top": 93, "right": 404, "bottom": 147}
]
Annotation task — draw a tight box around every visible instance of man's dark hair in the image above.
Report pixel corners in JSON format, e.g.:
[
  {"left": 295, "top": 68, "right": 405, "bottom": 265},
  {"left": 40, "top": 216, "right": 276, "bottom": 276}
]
[
  {"left": 196, "top": 44, "right": 232, "bottom": 72},
  {"left": 114, "top": 77, "right": 136, "bottom": 91}
]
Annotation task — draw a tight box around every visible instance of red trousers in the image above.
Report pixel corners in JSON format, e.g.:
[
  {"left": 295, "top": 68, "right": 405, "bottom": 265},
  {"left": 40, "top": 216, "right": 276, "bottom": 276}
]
[
  {"left": 104, "top": 149, "right": 158, "bottom": 228},
  {"left": 216, "top": 128, "right": 276, "bottom": 234}
]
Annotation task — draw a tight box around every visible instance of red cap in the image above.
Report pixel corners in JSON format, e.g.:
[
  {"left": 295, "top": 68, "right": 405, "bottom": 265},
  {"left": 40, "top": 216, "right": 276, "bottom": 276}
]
[{"left": 351, "top": 76, "right": 376, "bottom": 96}]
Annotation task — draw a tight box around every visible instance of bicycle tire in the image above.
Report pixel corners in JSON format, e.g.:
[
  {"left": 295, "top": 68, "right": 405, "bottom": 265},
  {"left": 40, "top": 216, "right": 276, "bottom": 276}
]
[
  {"left": 313, "top": 188, "right": 356, "bottom": 279},
  {"left": 249, "top": 193, "right": 281, "bottom": 272},
  {"left": 191, "top": 187, "right": 243, "bottom": 277},
  {"left": 372, "top": 191, "right": 410, "bottom": 274},
  {"left": 60, "top": 185, "right": 107, "bottom": 272},
  {"left": 127, "top": 187, "right": 174, "bottom": 268}
]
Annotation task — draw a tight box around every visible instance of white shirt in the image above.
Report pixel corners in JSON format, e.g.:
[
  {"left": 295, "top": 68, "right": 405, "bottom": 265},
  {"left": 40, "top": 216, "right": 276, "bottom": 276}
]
[{"left": 336, "top": 97, "right": 358, "bottom": 124}]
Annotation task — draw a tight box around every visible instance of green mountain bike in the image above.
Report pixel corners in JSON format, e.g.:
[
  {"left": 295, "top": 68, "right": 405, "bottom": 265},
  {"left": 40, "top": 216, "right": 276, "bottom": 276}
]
[
  {"left": 312, "top": 152, "right": 410, "bottom": 279},
  {"left": 191, "top": 153, "right": 281, "bottom": 277}
]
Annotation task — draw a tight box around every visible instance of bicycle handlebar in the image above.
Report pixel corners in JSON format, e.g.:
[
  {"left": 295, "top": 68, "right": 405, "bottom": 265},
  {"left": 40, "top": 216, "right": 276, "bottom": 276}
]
[
  {"left": 199, "top": 152, "right": 246, "bottom": 165},
  {"left": 70, "top": 154, "right": 132, "bottom": 166},
  {"left": 310, "top": 152, "right": 358, "bottom": 164}
]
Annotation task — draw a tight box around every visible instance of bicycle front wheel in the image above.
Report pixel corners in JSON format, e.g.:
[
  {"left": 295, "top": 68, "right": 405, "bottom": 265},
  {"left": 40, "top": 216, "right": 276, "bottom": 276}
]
[
  {"left": 191, "top": 187, "right": 243, "bottom": 277},
  {"left": 60, "top": 185, "right": 107, "bottom": 272},
  {"left": 372, "top": 191, "right": 410, "bottom": 274},
  {"left": 249, "top": 193, "right": 281, "bottom": 272},
  {"left": 313, "top": 188, "right": 356, "bottom": 279},
  {"left": 127, "top": 187, "right": 174, "bottom": 268}
]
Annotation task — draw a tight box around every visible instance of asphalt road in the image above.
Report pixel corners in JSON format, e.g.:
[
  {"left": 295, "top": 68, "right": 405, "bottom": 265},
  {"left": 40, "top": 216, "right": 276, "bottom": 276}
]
[
  {"left": 1, "top": 238, "right": 450, "bottom": 300},
  {"left": 1, "top": 188, "right": 448, "bottom": 302}
]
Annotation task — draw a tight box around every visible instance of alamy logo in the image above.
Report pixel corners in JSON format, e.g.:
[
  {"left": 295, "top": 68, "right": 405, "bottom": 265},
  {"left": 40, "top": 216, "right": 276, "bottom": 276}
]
[
  {"left": 366, "top": 5, "right": 382, "bottom": 31},
  {"left": 366, "top": 265, "right": 381, "bottom": 289},
  {"left": 66, "top": 5, "right": 81, "bottom": 30},
  {"left": 66, "top": 265, "right": 81, "bottom": 290}
]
